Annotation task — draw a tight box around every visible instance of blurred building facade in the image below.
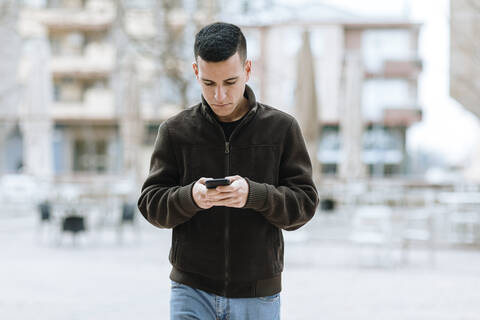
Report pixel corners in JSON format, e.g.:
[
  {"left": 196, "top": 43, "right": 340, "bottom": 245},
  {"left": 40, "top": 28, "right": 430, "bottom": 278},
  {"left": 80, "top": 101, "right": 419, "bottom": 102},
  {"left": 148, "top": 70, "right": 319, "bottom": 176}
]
[
  {"left": 1, "top": 0, "right": 217, "bottom": 192},
  {"left": 231, "top": 3, "right": 423, "bottom": 179},
  {"left": 450, "top": 0, "right": 480, "bottom": 182},
  {"left": 0, "top": 0, "right": 423, "bottom": 194}
]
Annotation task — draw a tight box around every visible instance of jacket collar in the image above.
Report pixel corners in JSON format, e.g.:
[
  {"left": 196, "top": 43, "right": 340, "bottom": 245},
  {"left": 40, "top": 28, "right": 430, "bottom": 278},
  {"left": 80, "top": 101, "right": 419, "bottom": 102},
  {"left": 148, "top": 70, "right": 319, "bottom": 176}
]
[{"left": 200, "top": 84, "right": 258, "bottom": 125}]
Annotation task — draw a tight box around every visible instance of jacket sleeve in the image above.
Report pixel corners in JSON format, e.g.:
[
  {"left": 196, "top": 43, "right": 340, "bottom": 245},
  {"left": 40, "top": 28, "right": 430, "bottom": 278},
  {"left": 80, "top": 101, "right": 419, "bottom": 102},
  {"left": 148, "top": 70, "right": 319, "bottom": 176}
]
[
  {"left": 137, "top": 121, "right": 202, "bottom": 229},
  {"left": 243, "top": 118, "right": 319, "bottom": 231}
]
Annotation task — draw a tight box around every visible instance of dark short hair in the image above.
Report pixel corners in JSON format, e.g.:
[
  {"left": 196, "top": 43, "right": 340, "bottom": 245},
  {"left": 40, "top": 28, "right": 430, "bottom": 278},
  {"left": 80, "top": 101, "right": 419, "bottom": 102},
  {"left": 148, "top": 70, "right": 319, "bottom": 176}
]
[{"left": 194, "top": 22, "right": 247, "bottom": 63}]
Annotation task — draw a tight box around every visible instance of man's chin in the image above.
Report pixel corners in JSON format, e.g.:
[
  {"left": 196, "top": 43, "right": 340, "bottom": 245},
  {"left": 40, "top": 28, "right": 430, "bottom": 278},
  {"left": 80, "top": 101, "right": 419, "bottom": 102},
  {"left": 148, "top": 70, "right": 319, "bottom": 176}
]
[
  {"left": 213, "top": 103, "right": 232, "bottom": 109},
  {"left": 212, "top": 107, "right": 232, "bottom": 115}
]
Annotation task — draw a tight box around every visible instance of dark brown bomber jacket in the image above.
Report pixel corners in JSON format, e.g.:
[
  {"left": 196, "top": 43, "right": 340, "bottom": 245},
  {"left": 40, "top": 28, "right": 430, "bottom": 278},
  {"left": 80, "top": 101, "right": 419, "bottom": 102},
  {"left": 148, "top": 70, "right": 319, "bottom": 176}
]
[{"left": 138, "top": 84, "right": 319, "bottom": 298}]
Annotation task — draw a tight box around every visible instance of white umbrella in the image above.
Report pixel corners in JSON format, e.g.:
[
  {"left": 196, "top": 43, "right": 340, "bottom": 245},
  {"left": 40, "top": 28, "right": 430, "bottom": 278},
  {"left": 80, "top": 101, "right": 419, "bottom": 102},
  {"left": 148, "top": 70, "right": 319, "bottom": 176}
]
[
  {"left": 295, "top": 30, "right": 320, "bottom": 182},
  {"left": 339, "top": 53, "right": 367, "bottom": 180}
]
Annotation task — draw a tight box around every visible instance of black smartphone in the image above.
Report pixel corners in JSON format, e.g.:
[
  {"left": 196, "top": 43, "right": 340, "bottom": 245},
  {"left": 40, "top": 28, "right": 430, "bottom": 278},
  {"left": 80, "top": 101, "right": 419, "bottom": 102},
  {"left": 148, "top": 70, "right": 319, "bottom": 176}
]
[{"left": 205, "top": 178, "right": 231, "bottom": 189}]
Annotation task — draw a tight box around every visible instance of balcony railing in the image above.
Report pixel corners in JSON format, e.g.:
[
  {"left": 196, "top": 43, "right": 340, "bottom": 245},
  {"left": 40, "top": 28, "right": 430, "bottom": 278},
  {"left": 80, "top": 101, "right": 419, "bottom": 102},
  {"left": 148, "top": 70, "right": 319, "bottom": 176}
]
[
  {"left": 365, "top": 57, "right": 423, "bottom": 79},
  {"left": 51, "top": 89, "right": 115, "bottom": 121},
  {"left": 41, "top": 1, "right": 115, "bottom": 31},
  {"left": 51, "top": 44, "right": 115, "bottom": 78},
  {"left": 383, "top": 107, "right": 422, "bottom": 126}
]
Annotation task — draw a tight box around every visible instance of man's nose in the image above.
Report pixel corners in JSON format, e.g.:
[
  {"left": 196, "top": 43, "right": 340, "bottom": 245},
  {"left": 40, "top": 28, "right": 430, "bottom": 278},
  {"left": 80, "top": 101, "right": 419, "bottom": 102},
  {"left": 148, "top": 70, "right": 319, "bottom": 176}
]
[{"left": 214, "top": 85, "right": 226, "bottom": 102}]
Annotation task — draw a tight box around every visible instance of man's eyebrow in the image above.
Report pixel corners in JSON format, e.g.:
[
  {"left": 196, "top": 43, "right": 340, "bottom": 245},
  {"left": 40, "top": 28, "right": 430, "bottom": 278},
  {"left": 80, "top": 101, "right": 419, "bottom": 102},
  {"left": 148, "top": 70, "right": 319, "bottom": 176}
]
[{"left": 201, "top": 77, "right": 239, "bottom": 82}]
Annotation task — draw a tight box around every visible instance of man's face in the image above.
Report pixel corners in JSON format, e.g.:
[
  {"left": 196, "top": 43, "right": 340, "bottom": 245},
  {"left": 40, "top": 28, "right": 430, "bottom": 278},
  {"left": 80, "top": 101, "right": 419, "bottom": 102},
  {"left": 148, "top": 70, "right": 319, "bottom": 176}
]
[{"left": 193, "top": 52, "right": 251, "bottom": 122}]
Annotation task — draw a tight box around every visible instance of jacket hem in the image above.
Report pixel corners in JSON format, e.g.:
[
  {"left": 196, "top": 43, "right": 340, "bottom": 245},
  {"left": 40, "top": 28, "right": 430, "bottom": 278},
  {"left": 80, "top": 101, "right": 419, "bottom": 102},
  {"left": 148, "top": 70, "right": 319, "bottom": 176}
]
[{"left": 169, "top": 266, "right": 281, "bottom": 298}]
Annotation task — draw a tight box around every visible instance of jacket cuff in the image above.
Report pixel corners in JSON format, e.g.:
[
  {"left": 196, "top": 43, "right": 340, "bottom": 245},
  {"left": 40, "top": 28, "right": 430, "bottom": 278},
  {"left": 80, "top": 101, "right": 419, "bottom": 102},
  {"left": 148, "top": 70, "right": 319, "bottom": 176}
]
[
  {"left": 244, "top": 178, "right": 268, "bottom": 211},
  {"left": 178, "top": 181, "right": 202, "bottom": 213}
]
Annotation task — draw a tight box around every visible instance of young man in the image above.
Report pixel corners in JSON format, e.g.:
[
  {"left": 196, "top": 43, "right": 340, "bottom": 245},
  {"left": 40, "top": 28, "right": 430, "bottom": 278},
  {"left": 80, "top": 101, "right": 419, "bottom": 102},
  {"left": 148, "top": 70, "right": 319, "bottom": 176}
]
[{"left": 138, "top": 22, "right": 318, "bottom": 319}]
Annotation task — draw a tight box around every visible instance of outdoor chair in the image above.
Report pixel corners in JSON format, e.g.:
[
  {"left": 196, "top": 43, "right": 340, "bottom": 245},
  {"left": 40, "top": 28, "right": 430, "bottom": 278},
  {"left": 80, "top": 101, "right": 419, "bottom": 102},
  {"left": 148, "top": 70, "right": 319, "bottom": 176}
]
[
  {"left": 447, "top": 209, "right": 480, "bottom": 244},
  {"left": 38, "top": 201, "right": 52, "bottom": 222},
  {"left": 121, "top": 202, "right": 136, "bottom": 223},
  {"left": 400, "top": 208, "right": 436, "bottom": 266},
  {"left": 36, "top": 200, "right": 55, "bottom": 243},
  {"left": 350, "top": 205, "right": 394, "bottom": 267},
  {"left": 59, "top": 213, "right": 87, "bottom": 246},
  {"left": 116, "top": 202, "right": 140, "bottom": 244},
  {"left": 320, "top": 198, "right": 336, "bottom": 212}
]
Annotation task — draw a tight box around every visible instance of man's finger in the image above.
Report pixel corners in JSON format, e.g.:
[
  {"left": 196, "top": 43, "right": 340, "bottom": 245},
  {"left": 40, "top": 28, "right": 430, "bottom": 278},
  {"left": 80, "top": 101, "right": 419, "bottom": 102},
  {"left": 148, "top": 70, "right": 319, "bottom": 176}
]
[
  {"left": 211, "top": 201, "right": 230, "bottom": 207},
  {"left": 206, "top": 188, "right": 222, "bottom": 196},
  {"left": 198, "top": 177, "right": 213, "bottom": 185},
  {"left": 224, "top": 175, "right": 241, "bottom": 182},
  {"left": 216, "top": 185, "right": 237, "bottom": 192},
  {"left": 213, "top": 198, "right": 242, "bottom": 207},
  {"left": 208, "top": 193, "right": 237, "bottom": 202}
]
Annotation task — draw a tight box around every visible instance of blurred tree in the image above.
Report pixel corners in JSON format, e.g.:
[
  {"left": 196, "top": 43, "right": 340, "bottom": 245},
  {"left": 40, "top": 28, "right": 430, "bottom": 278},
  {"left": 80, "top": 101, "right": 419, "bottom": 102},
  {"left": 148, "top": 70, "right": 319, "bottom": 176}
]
[
  {"left": 113, "top": 0, "right": 217, "bottom": 109},
  {"left": 110, "top": 0, "right": 219, "bottom": 185}
]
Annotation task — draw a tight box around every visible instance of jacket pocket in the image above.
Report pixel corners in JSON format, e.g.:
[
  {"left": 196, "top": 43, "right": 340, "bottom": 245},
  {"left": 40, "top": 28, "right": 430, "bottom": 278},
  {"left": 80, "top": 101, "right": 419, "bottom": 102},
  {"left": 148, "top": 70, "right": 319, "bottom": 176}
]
[
  {"left": 273, "top": 228, "right": 283, "bottom": 273},
  {"left": 181, "top": 145, "right": 225, "bottom": 183},
  {"left": 231, "top": 145, "right": 280, "bottom": 186},
  {"left": 169, "top": 240, "right": 180, "bottom": 264}
]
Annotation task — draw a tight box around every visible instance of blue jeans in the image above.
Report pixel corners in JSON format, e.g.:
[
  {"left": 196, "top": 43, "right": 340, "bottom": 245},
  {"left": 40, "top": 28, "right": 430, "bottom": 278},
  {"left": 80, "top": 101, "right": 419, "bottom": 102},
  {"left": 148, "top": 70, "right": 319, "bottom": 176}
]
[{"left": 170, "top": 280, "right": 281, "bottom": 320}]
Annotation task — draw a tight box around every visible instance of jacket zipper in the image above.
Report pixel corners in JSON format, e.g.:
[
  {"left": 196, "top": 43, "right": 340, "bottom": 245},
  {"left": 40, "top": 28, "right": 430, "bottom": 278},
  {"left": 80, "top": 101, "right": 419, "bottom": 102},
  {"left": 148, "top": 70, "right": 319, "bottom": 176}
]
[
  {"left": 208, "top": 109, "right": 254, "bottom": 297},
  {"left": 224, "top": 140, "right": 230, "bottom": 295},
  {"left": 223, "top": 120, "right": 248, "bottom": 296}
]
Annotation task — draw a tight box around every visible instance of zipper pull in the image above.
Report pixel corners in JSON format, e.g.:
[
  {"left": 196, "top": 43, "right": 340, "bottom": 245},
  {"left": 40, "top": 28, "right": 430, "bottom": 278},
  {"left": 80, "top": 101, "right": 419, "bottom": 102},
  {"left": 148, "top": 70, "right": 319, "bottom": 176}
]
[{"left": 225, "top": 142, "right": 230, "bottom": 154}]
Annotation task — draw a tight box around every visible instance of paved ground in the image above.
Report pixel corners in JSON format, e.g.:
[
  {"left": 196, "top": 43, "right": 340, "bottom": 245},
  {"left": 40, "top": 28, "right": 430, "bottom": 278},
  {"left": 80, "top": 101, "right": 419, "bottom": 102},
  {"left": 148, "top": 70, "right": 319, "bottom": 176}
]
[{"left": 1, "top": 212, "right": 479, "bottom": 320}]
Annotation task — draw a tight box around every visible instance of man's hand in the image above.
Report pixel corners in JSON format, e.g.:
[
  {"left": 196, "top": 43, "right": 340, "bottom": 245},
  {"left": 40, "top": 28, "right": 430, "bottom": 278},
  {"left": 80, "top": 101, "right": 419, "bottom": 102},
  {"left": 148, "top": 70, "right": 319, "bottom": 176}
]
[
  {"left": 193, "top": 175, "right": 249, "bottom": 209},
  {"left": 205, "top": 175, "right": 249, "bottom": 208},
  {"left": 192, "top": 177, "right": 214, "bottom": 209}
]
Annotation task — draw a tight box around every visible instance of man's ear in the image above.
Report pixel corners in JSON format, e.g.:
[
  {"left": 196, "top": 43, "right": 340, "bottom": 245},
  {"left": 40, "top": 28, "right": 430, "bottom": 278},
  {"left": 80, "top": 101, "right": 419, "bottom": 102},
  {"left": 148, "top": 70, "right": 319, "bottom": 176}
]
[
  {"left": 244, "top": 60, "right": 252, "bottom": 81},
  {"left": 192, "top": 62, "right": 199, "bottom": 79}
]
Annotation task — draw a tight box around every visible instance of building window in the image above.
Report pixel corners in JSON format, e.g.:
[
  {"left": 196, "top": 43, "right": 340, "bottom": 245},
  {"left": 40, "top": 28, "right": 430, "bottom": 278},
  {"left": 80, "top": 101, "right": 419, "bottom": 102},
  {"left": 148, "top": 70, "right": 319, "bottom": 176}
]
[
  {"left": 47, "top": 0, "right": 86, "bottom": 9},
  {"left": 84, "top": 31, "right": 108, "bottom": 47},
  {"left": 73, "top": 139, "right": 107, "bottom": 173},
  {"left": 84, "top": 78, "right": 109, "bottom": 91},
  {"left": 53, "top": 78, "right": 83, "bottom": 102},
  {"left": 320, "top": 125, "right": 341, "bottom": 150},
  {"left": 53, "top": 125, "right": 66, "bottom": 174},
  {"left": 2, "top": 124, "right": 23, "bottom": 173},
  {"left": 363, "top": 125, "right": 403, "bottom": 177},
  {"left": 50, "top": 32, "right": 85, "bottom": 56},
  {"left": 362, "top": 29, "right": 412, "bottom": 73},
  {"left": 144, "top": 123, "right": 161, "bottom": 146},
  {"left": 122, "top": 0, "right": 157, "bottom": 9},
  {"left": 321, "top": 164, "right": 337, "bottom": 175},
  {"left": 50, "top": 30, "right": 108, "bottom": 56},
  {"left": 363, "top": 125, "right": 403, "bottom": 151},
  {"left": 318, "top": 125, "right": 340, "bottom": 175},
  {"left": 53, "top": 78, "right": 108, "bottom": 103},
  {"left": 368, "top": 163, "right": 401, "bottom": 176},
  {"left": 362, "top": 79, "right": 413, "bottom": 121}
]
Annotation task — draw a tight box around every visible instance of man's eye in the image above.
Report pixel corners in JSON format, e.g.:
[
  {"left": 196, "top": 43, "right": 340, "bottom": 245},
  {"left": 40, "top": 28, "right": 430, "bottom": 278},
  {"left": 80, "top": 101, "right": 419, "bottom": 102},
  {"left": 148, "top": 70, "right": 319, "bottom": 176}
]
[
  {"left": 225, "top": 82, "right": 236, "bottom": 85},
  {"left": 204, "top": 83, "right": 215, "bottom": 86}
]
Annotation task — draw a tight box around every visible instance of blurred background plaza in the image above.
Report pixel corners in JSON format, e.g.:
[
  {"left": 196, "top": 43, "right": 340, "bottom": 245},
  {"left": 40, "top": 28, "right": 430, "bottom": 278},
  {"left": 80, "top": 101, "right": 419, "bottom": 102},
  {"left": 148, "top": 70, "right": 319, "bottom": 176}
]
[{"left": 1, "top": 0, "right": 480, "bottom": 319}]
